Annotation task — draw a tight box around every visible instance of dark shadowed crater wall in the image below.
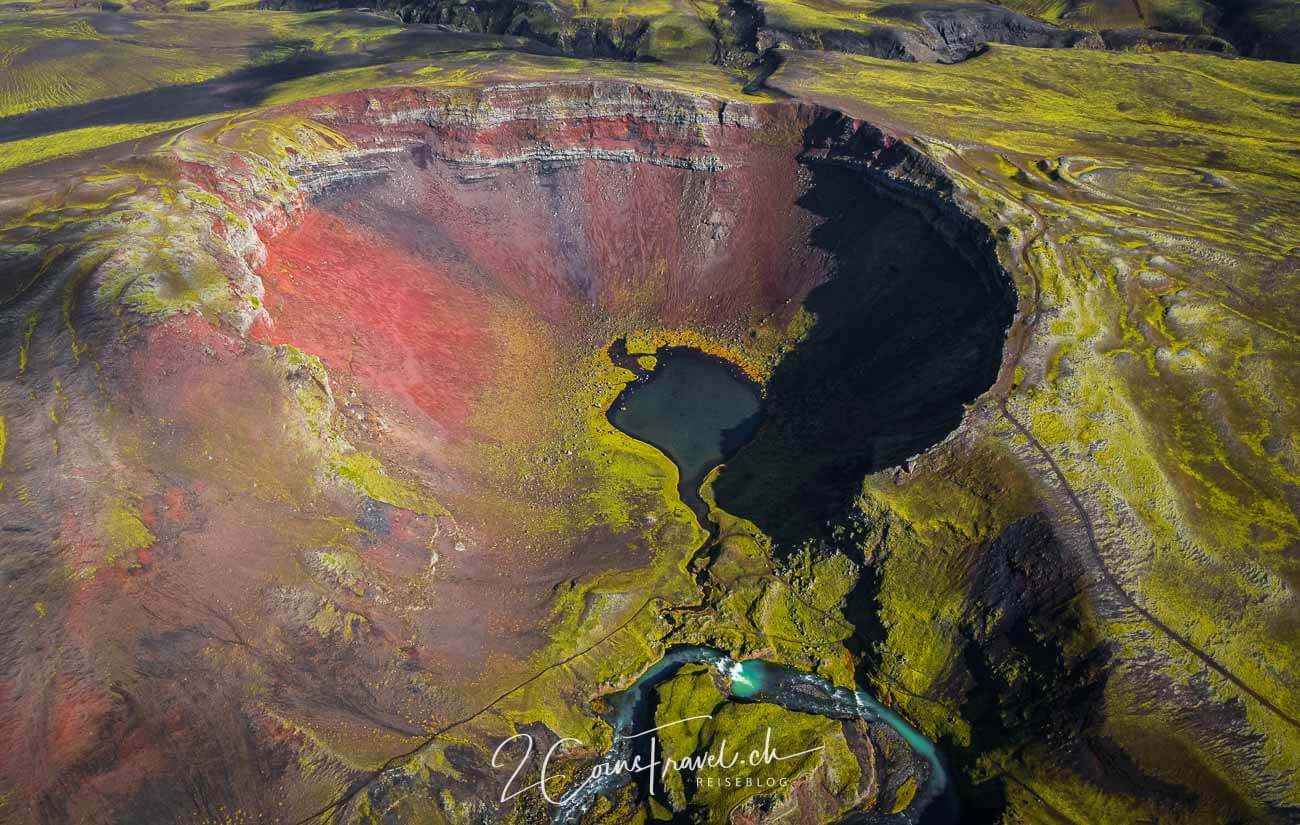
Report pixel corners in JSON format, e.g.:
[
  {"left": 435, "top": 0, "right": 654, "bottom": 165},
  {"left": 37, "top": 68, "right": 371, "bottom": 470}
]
[{"left": 714, "top": 161, "right": 1016, "bottom": 548}]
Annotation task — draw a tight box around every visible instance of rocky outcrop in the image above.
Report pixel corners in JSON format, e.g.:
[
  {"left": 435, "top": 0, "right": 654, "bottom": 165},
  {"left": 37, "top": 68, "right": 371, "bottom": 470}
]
[
  {"left": 1100, "top": 26, "right": 1237, "bottom": 54},
  {"left": 1212, "top": 0, "right": 1300, "bottom": 61},
  {"left": 757, "top": 3, "right": 1102, "bottom": 63},
  {"left": 256, "top": 0, "right": 1102, "bottom": 64},
  {"left": 254, "top": 0, "right": 1286, "bottom": 65},
  {"left": 257, "top": 0, "right": 657, "bottom": 59}
]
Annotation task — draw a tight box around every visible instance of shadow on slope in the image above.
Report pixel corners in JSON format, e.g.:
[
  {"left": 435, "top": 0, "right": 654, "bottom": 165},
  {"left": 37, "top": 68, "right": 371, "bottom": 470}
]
[
  {"left": 712, "top": 163, "right": 1015, "bottom": 549},
  {"left": 0, "top": 23, "right": 549, "bottom": 144}
]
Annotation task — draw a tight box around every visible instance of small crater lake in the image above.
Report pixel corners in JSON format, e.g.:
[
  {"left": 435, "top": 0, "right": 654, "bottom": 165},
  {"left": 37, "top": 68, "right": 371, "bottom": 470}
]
[{"left": 608, "top": 345, "right": 763, "bottom": 519}]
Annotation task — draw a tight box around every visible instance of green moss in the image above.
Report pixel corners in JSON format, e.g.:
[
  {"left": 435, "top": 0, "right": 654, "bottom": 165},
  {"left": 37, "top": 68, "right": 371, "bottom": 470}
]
[
  {"left": 97, "top": 497, "right": 156, "bottom": 561},
  {"left": 17, "top": 313, "right": 36, "bottom": 373},
  {"left": 309, "top": 599, "right": 367, "bottom": 642},
  {"left": 772, "top": 47, "right": 1300, "bottom": 172},
  {"left": 0, "top": 6, "right": 405, "bottom": 119},
  {"left": 758, "top": 0, "right": 920, "bottom": 38},
  {"left": 653, "top": 666, "right": 860, "bottom": 822},
  {"left": 60, "top": 250, "right": 112, "bottom": 360},
  {"left": 890, "top": 776, "right": 917, "bottom": 813},
  {"left": 280, "top": 345, "right": 343, "bottom": 446},
  {"left": 266, "top": 707, "right": 406, "bottom": 776},
  {"left": 332, "top": 453, "right": 447, "bottom": 518},
  {"left": 852, "top": 437, "right": 1042, "bottom": 742},
  {"left": 1, "top": 28, "right": 771, "bottom": 174},
  {"left": 652, "top": 665, "right": 726, "bottom": 809}
]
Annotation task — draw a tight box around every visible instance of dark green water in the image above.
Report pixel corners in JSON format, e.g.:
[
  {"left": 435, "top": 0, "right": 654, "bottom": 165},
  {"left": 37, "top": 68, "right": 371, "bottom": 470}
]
[{"left": 608, "top": 346, "right": 762, "bottom": 520}]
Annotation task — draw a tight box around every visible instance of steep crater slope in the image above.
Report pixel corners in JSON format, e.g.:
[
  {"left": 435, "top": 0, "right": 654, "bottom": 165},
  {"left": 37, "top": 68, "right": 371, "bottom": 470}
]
[
  {"left": 0, "top": 82, "right": 1019, "bottom": 824},
  {"left": 258, "top": 84, "right": 1017, "bottom": 564}
]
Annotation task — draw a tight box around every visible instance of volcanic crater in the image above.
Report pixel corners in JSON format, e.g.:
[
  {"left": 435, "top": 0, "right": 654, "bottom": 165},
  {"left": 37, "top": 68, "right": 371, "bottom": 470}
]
[
  {"left": 256, "top": 82, "right": 1018, "bottom": 544},
  {"left": 238, "top": 82, "right": 1019, "bottom": 821},
  {"left": 0, "top": 81, "right": 1020, "bottom": 823}
]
